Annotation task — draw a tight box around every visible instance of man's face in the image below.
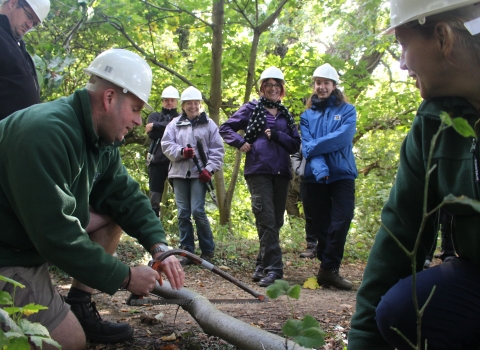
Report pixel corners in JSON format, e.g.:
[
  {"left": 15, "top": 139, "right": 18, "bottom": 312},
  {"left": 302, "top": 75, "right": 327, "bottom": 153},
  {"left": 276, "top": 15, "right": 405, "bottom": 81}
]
[
  {"left": 97, "top": 91, "right": 144, "bottom": 143},
  {"left": 6, "top": 0, "right": 40, "bottom": 40},
  {"left": 162, "top": 98, "right": 178, "bottom": 110}
]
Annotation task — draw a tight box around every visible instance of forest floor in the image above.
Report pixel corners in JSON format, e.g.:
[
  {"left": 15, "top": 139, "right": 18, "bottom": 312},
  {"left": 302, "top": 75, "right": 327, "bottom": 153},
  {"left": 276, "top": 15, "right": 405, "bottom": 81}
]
[{"left": 51, "top": 243, "right": 368, "bottom": 350}]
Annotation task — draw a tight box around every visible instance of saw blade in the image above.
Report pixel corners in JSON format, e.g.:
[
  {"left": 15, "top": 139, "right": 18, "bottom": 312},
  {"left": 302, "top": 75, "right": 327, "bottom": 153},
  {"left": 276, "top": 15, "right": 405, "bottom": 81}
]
[{"left": 128, "top": 297, "right": 265, "bottom": 306}]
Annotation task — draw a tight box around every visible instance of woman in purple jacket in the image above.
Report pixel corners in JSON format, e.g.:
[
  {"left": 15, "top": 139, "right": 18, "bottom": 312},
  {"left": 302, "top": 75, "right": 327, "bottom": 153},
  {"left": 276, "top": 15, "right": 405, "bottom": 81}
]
[{"left": 219, "top": 67, "right": 300, "bottom": 287}]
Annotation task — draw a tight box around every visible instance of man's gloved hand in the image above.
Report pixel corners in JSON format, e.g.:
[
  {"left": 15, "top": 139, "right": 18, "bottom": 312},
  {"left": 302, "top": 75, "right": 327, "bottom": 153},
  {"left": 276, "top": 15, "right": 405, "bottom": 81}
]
[
  {"left": 182, "top": 147, "right": 195, "bottom": 159},
  {"left": 199, "top": 169, "right": 212, "bottom": 182}
]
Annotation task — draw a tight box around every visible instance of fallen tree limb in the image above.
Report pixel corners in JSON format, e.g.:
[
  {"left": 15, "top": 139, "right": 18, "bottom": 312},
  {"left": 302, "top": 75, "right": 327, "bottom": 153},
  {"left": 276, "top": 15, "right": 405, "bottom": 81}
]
[{"left": 150, "top": 281, "right": 308, "bottom": 350}]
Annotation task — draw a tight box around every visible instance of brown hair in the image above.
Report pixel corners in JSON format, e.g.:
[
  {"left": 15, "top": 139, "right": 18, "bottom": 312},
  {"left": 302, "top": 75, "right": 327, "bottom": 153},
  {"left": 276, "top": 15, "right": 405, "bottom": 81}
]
[{"left": 259, "top": 78, "right": 286, "bottom": 100}]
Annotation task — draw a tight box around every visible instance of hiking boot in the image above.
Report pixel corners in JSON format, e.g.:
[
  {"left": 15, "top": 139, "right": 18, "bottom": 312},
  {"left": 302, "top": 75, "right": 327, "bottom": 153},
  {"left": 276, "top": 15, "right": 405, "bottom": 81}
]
[
  {"left": 258, "top": 272, "right": 281, "bottom": 287},
  {"left": 251, "top": 266, "right": 265, "bottom": 282},
  {"left": 317, "top": 268, "right": 352, "bottom": 290},
  {"left": 200, "top": 252, "right": 214, "bottom": 262},
  {"left": 299, "top": 243, "right": 316, "bottom": 258},
  {"left": 65, "top": 295, "right": 133, "bottom": 343}
]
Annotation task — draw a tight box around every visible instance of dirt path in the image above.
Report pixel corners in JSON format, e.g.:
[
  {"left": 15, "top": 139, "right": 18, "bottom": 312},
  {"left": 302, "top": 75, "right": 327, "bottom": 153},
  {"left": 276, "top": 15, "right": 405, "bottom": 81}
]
[{"left": 53, "top": 259, "right": 365, "bottom": 349}]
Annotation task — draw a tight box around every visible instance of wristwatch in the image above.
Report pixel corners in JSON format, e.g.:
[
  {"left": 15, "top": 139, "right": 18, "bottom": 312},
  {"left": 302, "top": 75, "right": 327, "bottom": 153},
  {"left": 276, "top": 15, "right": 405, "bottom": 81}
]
[{"left": 151, "top": 243, "right": 169, "bottom": 256}]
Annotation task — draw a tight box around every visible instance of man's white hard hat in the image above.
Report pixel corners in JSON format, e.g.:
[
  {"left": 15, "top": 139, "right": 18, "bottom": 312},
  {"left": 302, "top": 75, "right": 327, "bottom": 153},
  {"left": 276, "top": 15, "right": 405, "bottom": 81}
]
[
  {"left": 161, "top": 86, "right": 180, "bottom": 99},
  {"left": 386, "top": 0, "right": 480, "bottom": 33},
  {"left": 84, "top": 49, "right": 153, "bottom": 111},
  {"left": 25, "top": 0, "right": 50, "bottom": 23}
]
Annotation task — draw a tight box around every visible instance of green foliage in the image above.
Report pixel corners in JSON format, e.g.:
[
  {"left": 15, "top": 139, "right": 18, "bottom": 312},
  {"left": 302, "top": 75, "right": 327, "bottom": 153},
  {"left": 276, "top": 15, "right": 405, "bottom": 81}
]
[
  {"left": 0, "top": 276, "right": 60, "bottom": 350},
  {"left": 266, "top": 280, "right": 326, "bottom": 348}
]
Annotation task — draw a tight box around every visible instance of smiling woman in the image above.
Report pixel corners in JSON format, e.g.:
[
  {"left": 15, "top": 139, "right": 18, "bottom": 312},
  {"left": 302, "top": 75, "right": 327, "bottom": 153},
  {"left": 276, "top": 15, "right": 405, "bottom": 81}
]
[{"left": 219, "top": 66, "right": 301, "bottom": 288}]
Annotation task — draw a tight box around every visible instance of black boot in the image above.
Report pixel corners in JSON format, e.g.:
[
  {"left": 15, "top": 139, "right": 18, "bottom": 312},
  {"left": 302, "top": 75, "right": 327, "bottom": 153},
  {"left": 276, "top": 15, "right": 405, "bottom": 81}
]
[
  {"left": 317, "top": 268, "right": 352, "bottom": 290},
  {"left": 258, "top": 272, "right": 281, "bottom": 287},
  {"left": 299, "top": 243, "right": 317, "bottom": 258},
  {"left": 65, "top": 294, "right": 133, "bottom": 343},
  {"left": 251, "top": 266, "right": 264, "bottom": 282}
]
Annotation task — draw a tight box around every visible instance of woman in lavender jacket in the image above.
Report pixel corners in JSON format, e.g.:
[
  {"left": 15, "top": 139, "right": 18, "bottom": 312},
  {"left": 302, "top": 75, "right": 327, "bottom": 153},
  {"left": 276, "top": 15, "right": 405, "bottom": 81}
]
[{"left": 219, "top": 67, "right": 300, "bottom": 287}]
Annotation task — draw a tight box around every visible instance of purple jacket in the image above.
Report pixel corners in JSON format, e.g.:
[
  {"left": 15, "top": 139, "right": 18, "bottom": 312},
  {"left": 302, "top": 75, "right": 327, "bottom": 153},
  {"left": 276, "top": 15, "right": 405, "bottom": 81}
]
[{"left": 219, "top": 101, "right": 300, "bottom": 179}]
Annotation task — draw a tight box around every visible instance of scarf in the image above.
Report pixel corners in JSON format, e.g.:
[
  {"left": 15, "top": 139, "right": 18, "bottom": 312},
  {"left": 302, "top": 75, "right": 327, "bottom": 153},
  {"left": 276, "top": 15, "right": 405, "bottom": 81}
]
[
  {"left": 244, "top": 97, "right": 296, "bottom": 144},
  {"left": 311, "top": 94, "right": 329, "bottom": 110}
]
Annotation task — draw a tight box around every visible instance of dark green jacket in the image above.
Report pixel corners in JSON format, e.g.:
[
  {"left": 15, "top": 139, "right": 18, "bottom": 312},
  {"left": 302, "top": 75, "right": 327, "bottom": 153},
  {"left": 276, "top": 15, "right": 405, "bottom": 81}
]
[
  {"left": 349, "top": 97, "right": 480, "bottom": 349},
  {"left": 0, "top": 89, "right": 167, "bottom": 295}
]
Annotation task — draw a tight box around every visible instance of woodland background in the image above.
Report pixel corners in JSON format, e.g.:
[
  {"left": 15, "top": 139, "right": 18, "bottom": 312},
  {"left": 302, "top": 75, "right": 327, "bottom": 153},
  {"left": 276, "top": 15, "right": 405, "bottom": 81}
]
[{"left": 27, "top": 0, "right": 422, "bottom": 260}]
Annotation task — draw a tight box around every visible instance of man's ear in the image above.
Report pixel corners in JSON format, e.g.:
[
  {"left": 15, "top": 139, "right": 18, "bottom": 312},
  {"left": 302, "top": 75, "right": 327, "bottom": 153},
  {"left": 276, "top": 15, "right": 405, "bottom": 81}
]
[
  {"left": 434, "top": 22, "right": 455, "bottom": 58},
  {"left": 102, "top": 88, "right": 115, "bottom": 111}
]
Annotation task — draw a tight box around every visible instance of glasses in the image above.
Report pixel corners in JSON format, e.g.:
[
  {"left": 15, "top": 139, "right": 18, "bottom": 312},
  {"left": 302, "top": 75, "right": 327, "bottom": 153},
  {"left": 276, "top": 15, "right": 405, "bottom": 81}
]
[
  {"left": 265, "top": 83, "right": 281, "bottom": 89},
  {"left": 19, "top": 3, "right": 39, "bottom": 27}
]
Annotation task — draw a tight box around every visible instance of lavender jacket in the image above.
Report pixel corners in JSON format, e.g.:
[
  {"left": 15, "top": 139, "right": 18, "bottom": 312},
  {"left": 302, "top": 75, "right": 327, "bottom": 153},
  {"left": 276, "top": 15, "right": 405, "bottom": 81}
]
[{"left": 219, "top": 101, "right": 300, "bottom": 179}]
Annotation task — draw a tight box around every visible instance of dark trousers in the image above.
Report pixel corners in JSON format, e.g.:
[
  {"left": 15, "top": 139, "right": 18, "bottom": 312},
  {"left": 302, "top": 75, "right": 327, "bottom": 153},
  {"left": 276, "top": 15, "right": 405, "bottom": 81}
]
[
  {"left": 300, "top": 180, "right": 319, "bottom": 246},
  {"left": 148, "top": 162, "right": 170, "bottom": 217},
  {"left": 246, "top": 175, "right": 290, "bottom": 278},
  {"left": 376, "top": 257, "right": 480, "bottom": 350},
  {"left": 306, "top": 179, "right": 355, "bottom": 271}
]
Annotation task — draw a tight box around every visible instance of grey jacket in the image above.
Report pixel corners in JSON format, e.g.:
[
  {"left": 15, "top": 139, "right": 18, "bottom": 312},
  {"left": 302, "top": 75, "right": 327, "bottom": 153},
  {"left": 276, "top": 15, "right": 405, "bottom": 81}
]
[{"left": 161, "top": 112, "right": 224, "bottom": 178}]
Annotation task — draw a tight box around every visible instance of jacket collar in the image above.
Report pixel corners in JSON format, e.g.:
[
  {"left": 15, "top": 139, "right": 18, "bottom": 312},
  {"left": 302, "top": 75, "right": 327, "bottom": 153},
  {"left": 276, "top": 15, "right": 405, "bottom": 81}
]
[
  {"left": 176, "top": 111, "right": 209, "bottom": 126},
  {"left": 0, "top": 14, "right": 18, "bottom": 43}
]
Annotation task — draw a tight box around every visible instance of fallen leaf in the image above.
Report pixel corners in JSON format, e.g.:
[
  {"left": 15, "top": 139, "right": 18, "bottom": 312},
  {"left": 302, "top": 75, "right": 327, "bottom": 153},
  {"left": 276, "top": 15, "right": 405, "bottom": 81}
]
[
  {"left": 160, "top": 332, "right": 177, "bottom": 341},
  {"left": 303, "top": 277, "right": 320, "bottom": 289}
]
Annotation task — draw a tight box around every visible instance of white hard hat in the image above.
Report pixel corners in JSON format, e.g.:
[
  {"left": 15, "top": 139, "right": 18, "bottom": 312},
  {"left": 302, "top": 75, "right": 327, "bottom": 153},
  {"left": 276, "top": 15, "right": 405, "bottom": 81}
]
[
  {"left": 259, "top": 66, "right": 285, "bottom": 83},
  {"left": 25, "top": 0, "right": 50, "bottom": 23},
  {"left": 386, "top": 0, "right": 480, "bottom": 33},
  {"left": 84, "top": 49, "right": 153, "bottom": 111},
  {"left": 312, "top": 63, "right": 339, "bottom": 83},
  {"left": 180, "top": 86, "right": 202, "bottom": 102},
  {"left": 161, "top": 86, "right": 180, "bottom": 99}
]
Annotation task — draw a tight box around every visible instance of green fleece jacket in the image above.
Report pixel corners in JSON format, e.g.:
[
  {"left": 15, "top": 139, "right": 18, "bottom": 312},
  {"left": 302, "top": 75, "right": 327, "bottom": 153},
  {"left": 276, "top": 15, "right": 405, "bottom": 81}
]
[
  {"left": 0, "top": 89, "right": 167, "bottom": 295},
  {"left": 348, "top": 97, "right": 480, "bottom": 349}
]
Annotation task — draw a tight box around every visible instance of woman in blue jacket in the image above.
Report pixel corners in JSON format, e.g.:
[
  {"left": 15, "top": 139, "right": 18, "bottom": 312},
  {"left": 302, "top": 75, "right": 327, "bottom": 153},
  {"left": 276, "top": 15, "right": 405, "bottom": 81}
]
[
  {"left": 300, "top": 63, "right": 357, "bottom": 290},
  {"left": 219, "top": 67, "right": 300, "bottom": 287}
]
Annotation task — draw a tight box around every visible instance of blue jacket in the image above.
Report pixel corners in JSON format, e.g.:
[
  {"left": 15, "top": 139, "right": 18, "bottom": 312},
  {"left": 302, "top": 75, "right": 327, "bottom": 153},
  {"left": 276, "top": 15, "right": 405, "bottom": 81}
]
[
  {"left": 300, "top": 95, "right": 357, "bottom": 183},
  {"left": 219, "top": 100, "right": 300, "bottom": 179}
]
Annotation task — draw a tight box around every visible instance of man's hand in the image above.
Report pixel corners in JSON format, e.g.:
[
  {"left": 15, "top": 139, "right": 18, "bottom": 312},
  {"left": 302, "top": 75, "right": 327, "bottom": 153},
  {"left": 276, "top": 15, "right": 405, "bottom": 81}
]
[
  {"left": 199, "top": 169, "right": 212, "bottom": 183},
  {"left": 146, "top": 123, "right": 153, "bottom": 133},
  {"left": 151, "top": 255, "right": 185, "bottom": 290},
  {"left": 239, "top": 142, "right": 251, "bottom": 152},
  {"left": 126, "top": 266, "right": 161, "bottom": 296},
  {"left": 182, "top": 147, "right": 195, "bottom": 159}
]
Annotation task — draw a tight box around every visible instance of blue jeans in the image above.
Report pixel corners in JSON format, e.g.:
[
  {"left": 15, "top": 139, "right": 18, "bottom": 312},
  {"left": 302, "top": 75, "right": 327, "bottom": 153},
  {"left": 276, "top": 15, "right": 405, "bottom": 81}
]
[
  {"left": 376, "top": 257, "right": 480, "bottom": 349},
  {"left": 246, "top": 175, "right": 290, "bottom": 278},
  {"left": 172, "top": 178, "right": 214, "bottom": 254}
]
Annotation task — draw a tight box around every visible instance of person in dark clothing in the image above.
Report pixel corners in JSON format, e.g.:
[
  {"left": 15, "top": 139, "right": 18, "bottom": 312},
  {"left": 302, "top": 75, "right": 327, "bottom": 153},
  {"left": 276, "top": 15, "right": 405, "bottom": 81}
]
[
  {"left": 219, "top": 66, "right": 301, "bottom": 287},
  {"left": 291, "top": 147, "right": 319, "bottom": 258},
  {"left": 146, "top": 86, "right": 180, "bottom": 217},
  {"left": 0, "top": 0, "right": 50, "bottom": 121}
]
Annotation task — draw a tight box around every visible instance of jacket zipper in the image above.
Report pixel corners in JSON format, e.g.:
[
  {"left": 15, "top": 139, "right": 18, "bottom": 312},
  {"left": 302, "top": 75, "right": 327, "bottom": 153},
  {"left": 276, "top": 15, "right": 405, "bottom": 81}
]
[{"left": 470, "top": 138, "right": 479, "bottom": 183}]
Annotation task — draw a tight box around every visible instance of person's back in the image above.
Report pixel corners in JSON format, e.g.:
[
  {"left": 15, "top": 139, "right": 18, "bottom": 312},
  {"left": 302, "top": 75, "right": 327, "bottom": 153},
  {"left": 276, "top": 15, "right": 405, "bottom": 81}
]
[{"left": 0, "top": 0, "right": 50, "bottom": 120}]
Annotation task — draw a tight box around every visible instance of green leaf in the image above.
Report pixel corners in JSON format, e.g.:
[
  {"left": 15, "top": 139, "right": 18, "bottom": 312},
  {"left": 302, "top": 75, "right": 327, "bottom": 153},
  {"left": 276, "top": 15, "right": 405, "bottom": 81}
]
[
  {"left": 0, "top": 290, "right": 13, "bottom": 305},
  {"left": 439, "top": 111, "right": 452, "bottom": 126},
  {"left": 0, "top": 330, "right": 9, "bottom": 348},
  {"left": 300, "top": 314, "right": 320, "bottom": 329},
  {"left": 0, "top": 275, "right": 25, "bottom": 288},
  {"left": 19, "top": 303, "right": 49, "bottom": 316},
  {"left": 292, "top": 328, "right": 326, "bottom": 348},
  {"left": 286, "top": 284, "right": 301, "bottom": 300},
  {"left": 4, "top": 333, "right": 30, "bottom": 349},
  {"left": 282, "top": 318, "right": 303, "bottom": 337},
  {"left": 452, "top": 118, "right": 476, "bottom": 138},
  {"left": 0, "top": 309, "right": 22, "bottom": 333},
  {"left": 30, "top": 335, "right": 61, "bottom": 349},
  {"left": 265, "top": 280, "right": 290, "bottom": 299},
  {"left": 18, "top": 319, "right": 50, "bottom": 337}
]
